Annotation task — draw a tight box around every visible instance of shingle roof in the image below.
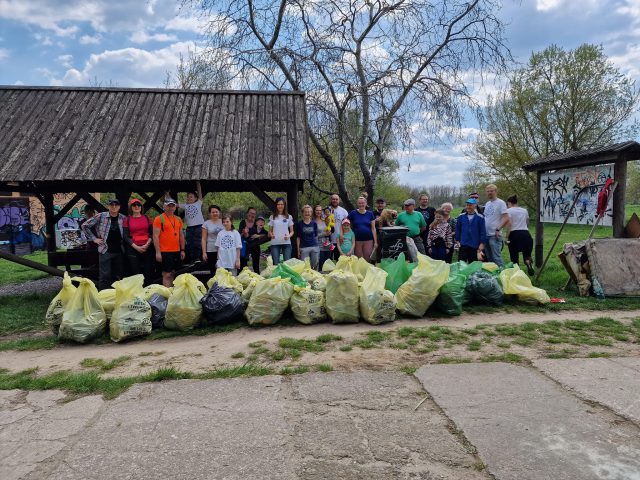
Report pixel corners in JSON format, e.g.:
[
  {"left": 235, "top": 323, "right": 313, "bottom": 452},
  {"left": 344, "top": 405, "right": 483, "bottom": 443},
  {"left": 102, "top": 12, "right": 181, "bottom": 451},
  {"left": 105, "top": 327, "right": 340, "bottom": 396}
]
[
  {"left": 0, "top": 86, "right": 310, "bottom": 183},
  {"left": 522, "top": 141, "right": 640, "bottom": 172}
]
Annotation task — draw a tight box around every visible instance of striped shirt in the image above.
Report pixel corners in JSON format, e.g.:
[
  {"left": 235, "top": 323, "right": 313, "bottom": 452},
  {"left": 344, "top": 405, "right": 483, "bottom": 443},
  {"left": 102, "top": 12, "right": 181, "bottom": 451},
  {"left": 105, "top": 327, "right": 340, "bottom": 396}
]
[{"left": 427, "top": 221, "right": 454, "bottom": 249}]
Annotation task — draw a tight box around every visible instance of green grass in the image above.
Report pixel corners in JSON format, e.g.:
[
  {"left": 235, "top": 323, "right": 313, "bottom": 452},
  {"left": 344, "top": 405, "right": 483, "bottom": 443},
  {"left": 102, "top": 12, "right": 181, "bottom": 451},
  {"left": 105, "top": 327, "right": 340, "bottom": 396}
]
[
  {"left": 0, "top": 294, "right": 52, "bottom": 335},
  {"left": 0, "top": 335, "right": 59, "bottom": 351},
  {"left": 587, "top": 352, "right": 612, "bottom": 358},
  {"left": 339, "top": 345, "right": 353, "bottom": 352},
  {"left": 277, "top": 337, "right": 325, "bottom": 352},
  {"left": 315, "top": 334, "right": 342, "bottom": 343},
  {"left": 230, "top": 352, "right": 245, "bottom": 359},
  {"left": 279, "top": 365, "right": 310, "bottom": 375},
  {"left": 80, "top": 356, "right": 132, "bottom": 371},
  {"left": 399, "top": 366, "right": 418, "bottom": 374},
  {"left": 316, "top": 364, "right": 333, "bottom": 372},
  {"left": 479, "top": 352, "right": 526, "bottom": 364},
  {"left": 0, "top": 252, "right": 49, "bottom": 286},
  {"left": 467, "top": 340, "right": 483, "bottom": 351},
  {"left": 436, "top": 356, "right": 471, "bottom": 364}
]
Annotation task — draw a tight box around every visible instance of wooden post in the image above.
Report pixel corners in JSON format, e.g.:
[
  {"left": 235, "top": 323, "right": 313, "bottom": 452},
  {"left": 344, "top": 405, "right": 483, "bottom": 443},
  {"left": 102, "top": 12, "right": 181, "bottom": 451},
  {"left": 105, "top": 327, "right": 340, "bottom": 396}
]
[
  {"left": 116, "top": 189, "right": 131, "bottom": 211},
  {"left": 613, "top": 159, "right": 627, "bottom": 238},
  {"left": 43, "top": 193, "right": 56, "bottom": 264},
  {"left": 288, "top": 182, "right": 300, "bottom": 258},
  {"left": 535, "top": 170, "right": 544, "bottom": 267}
]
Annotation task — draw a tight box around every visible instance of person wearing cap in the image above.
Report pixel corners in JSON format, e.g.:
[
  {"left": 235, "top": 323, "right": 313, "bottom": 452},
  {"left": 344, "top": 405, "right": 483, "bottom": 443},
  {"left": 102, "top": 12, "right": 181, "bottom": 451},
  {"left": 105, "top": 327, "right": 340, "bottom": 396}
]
[
  {"left": 246, "top": 215, "right": 268, "bottom": 273},
  {"left": 373, "top": 198, "right": 386, "bottom": 219},
  {"left": 123, "top": 198, "right": 154, "bottom": 283},
  {"left": 153, "top": 198, "right": 185, "bottom": 287},
  {"left": 483, "top": 184, "right": 509, "bottom": 267},
  {"left": 460, "top": 192, "right": 485, "bottom": 215},
  {"left": 81, "top": 199, "right": 126, "bottom": 290},
  {"left": 455, "top": 198, "right": 487, "bottom": 263},
  {"left": 337, "top": 218, "right": 355, "bottom": 257},
  {"left": 347, "top": 196, "right": 377, "bottom": 262},
  {"left": 395, "top": 198, "right": 427, "bottom": 258}
]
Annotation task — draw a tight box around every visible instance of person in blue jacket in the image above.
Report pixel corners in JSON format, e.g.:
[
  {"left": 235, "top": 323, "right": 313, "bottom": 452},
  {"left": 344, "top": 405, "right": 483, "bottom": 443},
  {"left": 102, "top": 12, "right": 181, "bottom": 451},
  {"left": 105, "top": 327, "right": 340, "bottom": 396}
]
[{"left": 455, "top": 198, "right": 487, "bottom": 263}]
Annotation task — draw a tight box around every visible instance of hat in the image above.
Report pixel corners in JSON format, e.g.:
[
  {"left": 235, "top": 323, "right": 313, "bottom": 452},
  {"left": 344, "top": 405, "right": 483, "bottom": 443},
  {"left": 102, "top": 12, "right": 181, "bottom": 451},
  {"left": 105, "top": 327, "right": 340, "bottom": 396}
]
[
  {"left": 108, "top": 199, "right": 120, "bottom": 205},
  {"left": 469, "top": 192, "right": 480, "bottom": 198},
  {"left": 466, "top": 198, "right": 478, "bottom": 205},
  {"left": 375, "top": 197, "right": 386, "bottom": 203},
  {"left": 129, "top": 198, "right": 142, "bottom": 206},
  {"left": 404, "top": 198, "right": 416, "bottom": 206},
  {"left": 256, "top": 216, "right": 265, "bottom": 222},
  {"left": 342, "top": 218, "right": 351, "bottom": 225},
  {"left": 164, "top": 198, "right": 177, "bottom": 206}
]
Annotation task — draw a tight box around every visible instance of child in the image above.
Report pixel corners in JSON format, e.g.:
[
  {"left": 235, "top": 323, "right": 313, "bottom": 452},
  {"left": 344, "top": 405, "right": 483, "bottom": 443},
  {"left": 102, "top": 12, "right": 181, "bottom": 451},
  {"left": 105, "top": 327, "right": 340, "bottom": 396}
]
[
  {"left": 172, "top": 183, "right": 204, "bottom": 263},
  {"left": 215, "top": 214, "right": 243, "bottom": 275},
  {"left": 323, "top": 206, "right": 335, "bottom": 249},
  {"left": 247, "top": 216, "right": 268, "bottom": 273},
  {"left": 337, "top": 219, "right": 355, "bottom": 257},
  {"left": 427, "top": 209, "right": 453, "bottom": 261}
]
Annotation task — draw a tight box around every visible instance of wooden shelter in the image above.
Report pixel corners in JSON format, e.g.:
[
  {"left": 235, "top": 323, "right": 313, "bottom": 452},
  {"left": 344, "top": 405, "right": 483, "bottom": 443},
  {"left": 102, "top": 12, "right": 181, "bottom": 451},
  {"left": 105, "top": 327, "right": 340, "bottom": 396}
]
[
  {"left": 0, "top": 86, "right": 310, "bottom": 270},
  {"left": 522, "top": 141, "right": 640, "bottom": 266}
]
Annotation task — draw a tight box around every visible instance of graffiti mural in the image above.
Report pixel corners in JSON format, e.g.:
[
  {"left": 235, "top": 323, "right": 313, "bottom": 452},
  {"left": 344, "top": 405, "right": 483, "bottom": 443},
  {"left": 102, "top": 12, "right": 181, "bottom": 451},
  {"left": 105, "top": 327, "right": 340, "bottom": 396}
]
[
  {"left": 540, "top": 164, "right": 613, "bottom": 225},
  {"left": 0, "top": 197, "right": 33, "bottom": 251}
]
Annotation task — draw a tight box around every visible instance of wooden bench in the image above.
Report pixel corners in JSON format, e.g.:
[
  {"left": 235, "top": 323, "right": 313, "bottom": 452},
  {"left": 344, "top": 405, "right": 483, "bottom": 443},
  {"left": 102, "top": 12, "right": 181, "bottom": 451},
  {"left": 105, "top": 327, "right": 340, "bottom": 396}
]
[{"left": 48, "top": 250, "right": 99, "bottom": 278}]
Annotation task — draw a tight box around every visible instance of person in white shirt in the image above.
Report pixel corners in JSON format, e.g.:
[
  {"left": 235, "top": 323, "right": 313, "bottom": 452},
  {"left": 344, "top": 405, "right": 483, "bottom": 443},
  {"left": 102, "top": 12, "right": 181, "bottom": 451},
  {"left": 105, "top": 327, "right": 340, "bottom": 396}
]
[
  {"left": 505, "top": 195, "right": 534, "bottom": 276},
  {"left": 201, "top": 205, "right": 224, "bottom": 276},
  {"left": 483, "top": 184, "right": 509, "bottom": 267},
  {"left": 166, "top": 183, "right": 205, "bottom": 264},
  {"left": 215, "top": 214, "right": 243, "bottom": 275},
  {"left": 328, "top": 193, "right": 348, "bottom": 261},
  {"left": 268, "top": 196, "right": 295, "bottom": 265}
]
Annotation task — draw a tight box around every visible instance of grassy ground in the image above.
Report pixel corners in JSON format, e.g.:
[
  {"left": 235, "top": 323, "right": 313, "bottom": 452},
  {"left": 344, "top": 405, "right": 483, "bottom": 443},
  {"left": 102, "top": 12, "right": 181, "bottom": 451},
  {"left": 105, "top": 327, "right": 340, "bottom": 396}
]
[{"left": 0, "top": 251, "right": 48, "bottom": 286}]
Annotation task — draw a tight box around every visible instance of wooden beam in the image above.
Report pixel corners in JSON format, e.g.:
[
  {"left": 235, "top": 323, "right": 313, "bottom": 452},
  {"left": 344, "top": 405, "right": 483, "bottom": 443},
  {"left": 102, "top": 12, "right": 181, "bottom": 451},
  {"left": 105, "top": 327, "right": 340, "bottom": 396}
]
[
  {"left": 79, "top": 192, "right": 106, "bottom": 213},
  {"left": 288, "top": 183, "right": 300, "bottom": 258},
  {"left": 43, "top": 193, "right": 56, "bottom": 256},
  {"left": 535, "top": 171, "right": 544, "bottom": 267},
  {"left": 613, "top": 159, "right": 627, "bottom": 238},
  {"left": 139, "top": 191, "right": 165, "bottom": 215},
  {"left": 52, "top": 193, "right": 82, "bottom": 224},
  {"left": 0, "top": 250, "right": 65, "bottom": 277},
  {"left": 247, "top": 182, "right": 276, "bottom": 212}
]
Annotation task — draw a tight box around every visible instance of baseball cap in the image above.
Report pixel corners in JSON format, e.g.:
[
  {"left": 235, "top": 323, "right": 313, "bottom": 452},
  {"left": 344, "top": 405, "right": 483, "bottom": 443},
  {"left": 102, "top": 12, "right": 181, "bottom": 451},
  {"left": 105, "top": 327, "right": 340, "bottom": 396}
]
[
  {"left": 466, "top": 198, "right": 478, "bottom": 205},
  {"left": 375, "top": 197, "right": 386, "bottom": 203},
  {"left": 108, "top": 199, "right": 120, "bottom": 205},
  {"left": 129, "top": 198, "right": 142, "bottom": 206},
  {"left": 164, "top": 198, "right": 177, "bottom": 206},
  {"left": 469, "top": 192, "right": 480, "bottom": 198},
  {"left": 342, "top": 218, "right": 351, "bottom": 225},
  {"left": 256, "top": 216, "right": 265, "bottom": 222},
  {"left": 404, "top": 198, "right": 416, "bottom": 206}
]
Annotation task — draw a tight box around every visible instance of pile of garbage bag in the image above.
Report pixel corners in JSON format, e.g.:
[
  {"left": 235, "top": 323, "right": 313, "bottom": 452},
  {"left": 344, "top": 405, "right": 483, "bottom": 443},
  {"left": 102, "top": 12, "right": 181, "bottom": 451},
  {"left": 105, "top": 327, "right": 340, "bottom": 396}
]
[{"left": 110, "top": 274, "right": 152, "bottom": 342}]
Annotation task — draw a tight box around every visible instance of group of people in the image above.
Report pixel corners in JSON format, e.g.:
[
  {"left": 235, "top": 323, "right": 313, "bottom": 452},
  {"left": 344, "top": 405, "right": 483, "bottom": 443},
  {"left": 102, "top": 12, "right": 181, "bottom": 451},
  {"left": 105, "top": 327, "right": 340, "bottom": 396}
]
[{"left": 80, "top": 184, "right": 534, "bottom": 292}]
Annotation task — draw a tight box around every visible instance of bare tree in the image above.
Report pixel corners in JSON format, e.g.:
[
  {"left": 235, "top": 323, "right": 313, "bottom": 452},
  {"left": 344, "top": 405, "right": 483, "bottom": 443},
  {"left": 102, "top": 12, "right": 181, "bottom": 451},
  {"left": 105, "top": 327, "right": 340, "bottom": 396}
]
[
  {"left": 189, "top": 0, "right": 509, "bottom": 209},
  {"left": 164, "top": 48, "right": 233, "bottom": 90}
]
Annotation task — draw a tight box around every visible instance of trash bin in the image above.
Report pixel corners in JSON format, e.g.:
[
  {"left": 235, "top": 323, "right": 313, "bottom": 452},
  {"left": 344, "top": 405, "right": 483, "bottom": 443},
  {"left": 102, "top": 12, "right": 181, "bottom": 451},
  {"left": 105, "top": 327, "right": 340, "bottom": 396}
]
[{"left": 379, "top": 226, "right": 409, "bottom": 260}]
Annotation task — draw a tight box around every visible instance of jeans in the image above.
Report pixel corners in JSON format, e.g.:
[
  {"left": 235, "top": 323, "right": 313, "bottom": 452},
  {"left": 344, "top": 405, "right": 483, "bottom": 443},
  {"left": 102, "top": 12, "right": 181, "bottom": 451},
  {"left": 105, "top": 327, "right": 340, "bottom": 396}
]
[
  {"left": 486, "top": 235, "right": 504, "bottom": 267},
  {"left": 430, "top": 246, "right": 447, "bottom": 261},
  {"left": 300, "top": 246, "right": 320, "bottom": 270},
  {"left": 98, "top": 251, "right": 124, "bottom": 290},
  {"left": 271, "top": 244, "right": 292, "bottom": 265}
]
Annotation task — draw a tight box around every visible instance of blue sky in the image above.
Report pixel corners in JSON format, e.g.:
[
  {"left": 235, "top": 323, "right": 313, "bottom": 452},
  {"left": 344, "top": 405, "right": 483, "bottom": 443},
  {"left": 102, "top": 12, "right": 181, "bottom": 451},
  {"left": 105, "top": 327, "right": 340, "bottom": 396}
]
[{"left": 1, "top": 0, "right": 639, "bottom": 187}]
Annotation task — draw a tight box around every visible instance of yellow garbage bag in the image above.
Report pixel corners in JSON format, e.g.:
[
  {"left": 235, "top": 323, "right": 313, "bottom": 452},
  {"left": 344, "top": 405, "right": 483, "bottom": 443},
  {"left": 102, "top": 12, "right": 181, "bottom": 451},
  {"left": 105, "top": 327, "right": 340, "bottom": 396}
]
[
  {"left": 290, "top": 286, "right": 326, "bottom": 325},
  {"left": 499, "top": 265, "right": 550, "bottom": 305},
  {"left": 207, "top": 269, "right": 243, "bottom": 295},
  {"left": 321, "top": 259, "right": 336, "bottom": 273},
  {"left": 283, "top": 257, "right": 306, "bottom": 274},
  {"left": 97, "top": 288, "right": 116, "bottom": 320},
  {"left": 300, "top": 266, "right": 327, "bottom": 292},
  {"left": 245, "top": 276, "right": 294, "bottom": 326},
  {"left": 237, "top": 267, "right": 263, "bottom": 288},
  {"left": 325, "top": 270, "right": 359, "bottom": 323},
  {"left": 396, "top": 254, "right": 450, "bottom": 317},
  {"left": 46, "top": 272, "right": 77, "bottom": 334},
  {"left": 334, "top": 255, "right": 371, "bottom": 280},
  {"left": 261, "top": 256, "right": 277, "bottom": 277},
  {"left": 241, "top": 277, "right": 261, "bottom": 308},
  {"left": 482, "top": 262, "right": 499, "bottom": 273},
  {"left": 165, "top": 273, "right": 204, "bottom": 331},
  {"left": 143, "top": 284, "right": 172, "bottom": 301},
  {"left": 359, "top": 267, "right": 396, "bottom": 325},
  {"left": 110, "top": 275, "right": 152, "bottom": 342},
  {"left": 59, "top": 277, "right": 106, "bottom": 343}
]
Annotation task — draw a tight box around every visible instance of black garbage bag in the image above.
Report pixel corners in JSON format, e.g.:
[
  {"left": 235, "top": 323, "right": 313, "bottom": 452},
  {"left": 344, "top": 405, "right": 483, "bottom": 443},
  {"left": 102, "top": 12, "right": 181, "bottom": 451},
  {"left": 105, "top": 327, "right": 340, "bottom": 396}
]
[
  {"left": 200, "top": 282, "right": 244, "bottom": 325},
  {"left": 148, "top": 293, "right": 168, "bottom": 329},
  {"left": 465, "top": 271, "right": 504, "bottom": 306}
]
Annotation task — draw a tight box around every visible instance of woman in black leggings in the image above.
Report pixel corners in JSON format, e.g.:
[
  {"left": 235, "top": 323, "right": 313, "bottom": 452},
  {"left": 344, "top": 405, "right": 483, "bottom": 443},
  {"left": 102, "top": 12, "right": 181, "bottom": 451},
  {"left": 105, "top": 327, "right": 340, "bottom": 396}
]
[{"left": 505, "top": 195, "right": 534, "bottom": 275}]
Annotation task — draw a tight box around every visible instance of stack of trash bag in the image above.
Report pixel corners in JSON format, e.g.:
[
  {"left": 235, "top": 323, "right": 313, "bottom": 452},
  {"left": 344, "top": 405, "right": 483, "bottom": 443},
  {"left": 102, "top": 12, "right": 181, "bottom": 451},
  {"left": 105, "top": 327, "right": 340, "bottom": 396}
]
[
  {"left": 269, "top": 263, "right": 307, "bottom": 287},
  {"left": 142, "top": 284, "right": 172, "bottom": 329},
  {"left": 359, "top": 266, "right": 396, "bottom": 324},
  {"left": 261, "top": 257, "right": 277, "bottom": 277},
  {"left": 200, "top": 282, "right": 244, "bottom": 325},
  {"left": 208, "top": 269, "right": 243, "bottom": 295},
  {"left": 434, "top": 263, "right": 468, "bottom": 316},
  {"left": 237, "top": 267, "right": 263, "bottom": 288},
  {"left": 321, "top": 259, "right": 336, "bottom": 273},
  {"left": 396, "top": 254, "right": 450, "bottom": 317},
  {"left": 283, "top": 258, "right": 307, "bottom": 273},
  {"left": 465, "top": 271, "right": 504, "bottom": 306},
  {"left": 165, "top": 274, "right": 205, "bottom": 331},
  {"left": 290, "top": 286, "right": 326, "bottom": 324},
  {"left": 46, "top": 272, "right": 76, "bottom": 335},
  {"left": 300, "top": 263, "right": 327, "bottom": 291},
  {"left": 499, "top": 265, "right": 550, "bottom": 304},
  {"left": 335, "top": 255, "right": 372, "bottom": 281},
  {"left": 58, "top": 277, "right": 107, "bottom": 343},
  {"left": 380, "top": 253, "right": 417, "bottom": 293},
  {"left": 325, "top": 269, "right": 359, "bottom": 323},
  {"left": 245, "top": 276, "right": 295, "bottom": 325},
  {"left": 143, "top": 284, "right": 172, "bottom": 300},
  {"left": 97, "top": 288, "right": 116, "bottom": 320},
  {"left": 110, "top": 274, "right": 152, "bottom": 342}
]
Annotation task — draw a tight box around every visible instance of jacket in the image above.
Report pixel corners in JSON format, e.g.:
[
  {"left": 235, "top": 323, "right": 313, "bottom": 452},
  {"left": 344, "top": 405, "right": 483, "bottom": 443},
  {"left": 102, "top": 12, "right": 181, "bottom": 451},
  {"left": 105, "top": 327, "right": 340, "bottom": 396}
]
[
  {"left": 455, "top": 213, "right": 487, "bottom": 249},
  {"left": 81, "top": 212, "right": 126, "bottom": 254}
]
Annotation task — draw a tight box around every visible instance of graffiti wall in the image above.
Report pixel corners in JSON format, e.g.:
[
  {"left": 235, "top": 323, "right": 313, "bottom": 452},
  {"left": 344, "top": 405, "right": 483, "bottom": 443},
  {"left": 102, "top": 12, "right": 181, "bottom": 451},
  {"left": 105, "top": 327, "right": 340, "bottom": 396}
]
[
  {"left": 29, "top": 193, "right": 89, "bottom": 234},
  {"left": 540, "top": 164, "right": 613, "bottom": 225}
]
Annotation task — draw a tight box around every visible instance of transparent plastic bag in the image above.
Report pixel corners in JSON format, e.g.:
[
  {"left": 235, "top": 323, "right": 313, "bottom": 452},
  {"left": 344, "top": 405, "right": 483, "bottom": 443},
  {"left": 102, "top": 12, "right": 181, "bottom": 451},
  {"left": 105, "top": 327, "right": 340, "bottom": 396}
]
[
  {"left": 245, "top": 276, "right": 295, "bottom": 326},
  {"left": 110, "top": 275, "right": 152, "bottom": 342},
  {"left": 380, "top": 253, "right": 417, "bottom": 293},
  {"left": 45, "top": 272, "right": 76, "bottom": 334},
  {"left": 359, "top": 266, "right": 396, "bottom": 325},
  {"left": 290, "top": 286, "right": 326, "bottom": 325},
  {"left": 283, "top": 257, "right": 306, "bottom": 274},
  {"left": 59, "top": 277, "right": 106, "bottom": 343},
  {"left": 321, "top": 259, "right": 336, "bottom": 273},
  {"left": 499, "top": 265, "right": 550, "bottom": 304},
  {"left": 301, "top": 267, "right": 327, "bottom": 292},
  {"left": 395, "top": 254, "right": 450, "bottom": 317},
  {"left": 207, "top": 269, "right": 243, "bottom": 295},
  {"left": 325, "top": 270, "right": 359, "bottom": 324},
  {"left": 237, "top": 267, "right": 263, "bottom": 288},
  {"left": 270, "top": 263, "right": 307, "bottom": 288},
  {"left": 97, "top": 288, "right": 116, "bottom": 320},
  {"left": 165, "top": 273, "right": 204, "bottom": 331},
  {"left": 143, "top": 284, "right": 172, "bottom": 301}
]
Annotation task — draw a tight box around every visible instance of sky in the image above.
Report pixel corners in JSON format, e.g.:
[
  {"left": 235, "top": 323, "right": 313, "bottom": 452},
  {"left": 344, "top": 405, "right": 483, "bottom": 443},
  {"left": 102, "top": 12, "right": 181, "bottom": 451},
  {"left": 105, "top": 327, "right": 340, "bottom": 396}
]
[{"left": 1, "top": 0, "right": 639, "bottom": 188}]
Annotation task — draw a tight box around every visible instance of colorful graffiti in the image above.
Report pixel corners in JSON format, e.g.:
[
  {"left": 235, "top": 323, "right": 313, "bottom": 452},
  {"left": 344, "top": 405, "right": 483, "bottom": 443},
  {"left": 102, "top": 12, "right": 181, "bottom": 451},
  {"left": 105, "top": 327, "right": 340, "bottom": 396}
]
[
  {"left": 0, "top": 197, "right": 34, "bottom": 249},
  {"left": 540, "top": 164, "right": 613, "bottom": 225}
]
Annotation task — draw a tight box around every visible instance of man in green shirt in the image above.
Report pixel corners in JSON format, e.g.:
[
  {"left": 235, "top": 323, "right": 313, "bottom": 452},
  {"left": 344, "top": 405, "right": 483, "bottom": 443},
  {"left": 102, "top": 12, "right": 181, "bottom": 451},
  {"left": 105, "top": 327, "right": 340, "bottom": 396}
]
[{"left": 395, "top": 198, "right": 427, "bottom": 257}]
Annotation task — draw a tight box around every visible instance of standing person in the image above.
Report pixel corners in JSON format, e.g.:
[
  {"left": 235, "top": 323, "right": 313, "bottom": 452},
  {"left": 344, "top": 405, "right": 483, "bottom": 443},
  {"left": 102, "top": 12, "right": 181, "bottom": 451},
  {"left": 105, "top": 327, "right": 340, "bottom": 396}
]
[
  {"left": 373, "top": 198, "right": 386, "bottom": 219},
  {"left": 122, "top": 198, "right": 154, "bottom": 284},
  {"left": 441, "top": 202, "right": 457, "bottom": 263},
  {"left": 455, "top": 199, "right": 487, "bottom": 263},
  {"left": 296, "top": 205, "right": 319, "bottom": 269},
  {"left": 81, "top": 199, "right": 126, "bottom": 290},
  {"left": 239, "top": 207, "right": 257, "bottom": 270},
  {"left": 395, "top": 198, "right": 427, "bottom": 258},
  {"left": 505, "top": 195, "right": 535, "bottom": 275},
  {"left": 328, "top": 194, "right": 349, "bottom": 260},
  {"left": 247, "top": 216, "right": 268, "bottom": 273},
  {"left": 215, "top": 214, "right": 242, "bottom": 275},
  {"left": 347, "top": 196, "right": 377, "bottom": 261},
  {"left": 337, "top": 219, "right": 355, "bottom": 257},
  {"left": 201, "top": 205, "right": 224, "bottom": 277},
  {"left": 153, "top": 198, "right": 185, "bottom": 288},
  {"left": 314, "top": 205, "right": 332, "bottom": 271},
  {"left": 173, "top": 183, "right": 204, "bottom": 264},
  {"left": 416, "top": 193, "right": 436, "bottom": 254},
  {"left": 460, "top": 192, "right": 484, "bottom": 215},
  {"left": 427, "top": 209, "right": 454, "bottom": 261},
  {"left": 268, "top": 197, "right": 294, "bottom": 265},
  {"left": 79, "top": 205, "right": 97, "bottom": 251},
  {"left": 483, "top": 184, "right": 509, "bottom": 267}
]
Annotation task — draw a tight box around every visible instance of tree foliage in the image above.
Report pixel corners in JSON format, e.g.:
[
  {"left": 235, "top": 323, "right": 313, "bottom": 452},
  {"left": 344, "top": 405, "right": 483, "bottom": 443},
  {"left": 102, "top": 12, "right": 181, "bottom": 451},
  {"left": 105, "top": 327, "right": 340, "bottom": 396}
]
[
  {"left": 471, "top": 44, "right": 640, "bottom": 209},
  {"left": 188, "top": 0, "right": 509, "bottom": 209}
]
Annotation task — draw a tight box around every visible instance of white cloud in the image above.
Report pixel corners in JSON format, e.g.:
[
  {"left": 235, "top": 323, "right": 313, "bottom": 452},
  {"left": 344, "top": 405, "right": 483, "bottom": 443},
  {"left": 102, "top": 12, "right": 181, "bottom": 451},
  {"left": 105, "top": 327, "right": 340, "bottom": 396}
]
[
  {"left": 0, "top": 47, "right": 8, "bottom": 61},
  {"left": 79, "top": 34, "right": 102, "bottom": 45},
  {"left": 610, "top": 44, "right": 640, "bottom": 79},
  {"left": 394, "top": 147, "right": 471, "bottom": 187},
  {"left": 130, "top": 31, "right": 178, "bottom": 44},
  {"left": 33, "top": 33, "right": 54, "bottom": 46},
  {"left": 165, "top": 14, "right": 206, "bottom": 33},
  {"left": 13, "top": 80, "right": 24, "bottom": 85},
  {"left": 56, "top": 41, "right": 197, "bottom": 88},
  {"left": 57, "top": 54, "right": 73, "bottom": 68},
  {"left": 535, "top": 0, "right": 564, "bottom": 11}
]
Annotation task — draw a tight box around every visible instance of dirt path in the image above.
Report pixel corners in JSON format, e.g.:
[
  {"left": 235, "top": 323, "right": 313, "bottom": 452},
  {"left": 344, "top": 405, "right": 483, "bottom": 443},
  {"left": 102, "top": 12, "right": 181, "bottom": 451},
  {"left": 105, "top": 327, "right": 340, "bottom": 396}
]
[{"left": 1, "top": 309, "right": 639, "bottom": 377}]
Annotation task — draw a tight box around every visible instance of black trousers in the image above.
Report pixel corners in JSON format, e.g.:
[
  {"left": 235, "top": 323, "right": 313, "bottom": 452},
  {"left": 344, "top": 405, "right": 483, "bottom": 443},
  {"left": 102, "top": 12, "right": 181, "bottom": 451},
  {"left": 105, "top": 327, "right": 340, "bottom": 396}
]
[
  {"left": 507, "top": 230, "right": 533, "bottom": 265},
  {"left": 126, "top": 246, "right": 155, "bottom": 285},
  {"left": 458, "top": 246, "right": 478, "bottom": 264},
  {"left": 206, "top": 251, "right": 218, "bottom": 277},
  {"left": 240, "top": 245, "right": 261, "bottom": 273}
]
